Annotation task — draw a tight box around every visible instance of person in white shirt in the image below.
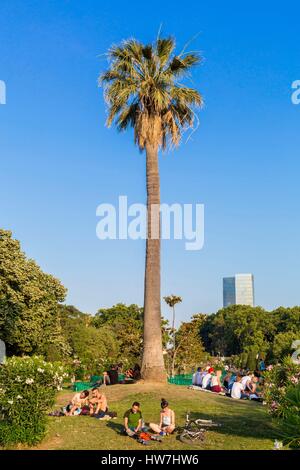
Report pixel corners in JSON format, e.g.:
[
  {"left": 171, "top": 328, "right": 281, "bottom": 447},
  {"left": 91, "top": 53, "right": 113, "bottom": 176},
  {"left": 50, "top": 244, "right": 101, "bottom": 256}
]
[
  {"left": 192, "top": 367, "right": 204, "bottom": 387},
  {"left": 241, "top": 373, "right": 253, "bottom": 392},
  {"left": 231, "top": 375, "right": 245, "bottom": 399},
  {"left": 202, "top": 367, "right": 214, "bottom": 390}
]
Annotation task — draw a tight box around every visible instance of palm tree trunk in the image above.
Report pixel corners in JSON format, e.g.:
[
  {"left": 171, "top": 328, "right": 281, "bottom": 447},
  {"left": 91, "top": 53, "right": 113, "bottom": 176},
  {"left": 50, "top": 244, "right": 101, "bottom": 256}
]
[{"left": 141, "top": 143, "right": 166, "bottom": 382}]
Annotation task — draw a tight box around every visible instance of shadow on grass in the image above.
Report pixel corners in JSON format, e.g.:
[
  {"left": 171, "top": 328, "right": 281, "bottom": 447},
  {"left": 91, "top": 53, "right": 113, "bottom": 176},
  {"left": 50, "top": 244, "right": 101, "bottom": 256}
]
[
  {"left": 184, "top": 407, "right": 278, "bottom": 441},
  {"left": 106, "top": 421, "right": 125, "bottom": 435},
  {"left": 118, "top": 381, "right": 137, "bottom": 386}
]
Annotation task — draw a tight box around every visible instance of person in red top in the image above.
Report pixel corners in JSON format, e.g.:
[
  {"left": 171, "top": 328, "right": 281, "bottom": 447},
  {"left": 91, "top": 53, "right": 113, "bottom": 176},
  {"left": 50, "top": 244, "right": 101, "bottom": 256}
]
[{"left": 210, "top": 370, "right": 223, "bottom": 393}]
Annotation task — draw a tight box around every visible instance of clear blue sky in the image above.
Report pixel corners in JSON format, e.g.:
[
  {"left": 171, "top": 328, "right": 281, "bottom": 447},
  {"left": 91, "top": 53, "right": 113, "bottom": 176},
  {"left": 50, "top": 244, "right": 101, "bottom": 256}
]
[{"left": 1, "top": 0, "right": 300, "bottom": 326}]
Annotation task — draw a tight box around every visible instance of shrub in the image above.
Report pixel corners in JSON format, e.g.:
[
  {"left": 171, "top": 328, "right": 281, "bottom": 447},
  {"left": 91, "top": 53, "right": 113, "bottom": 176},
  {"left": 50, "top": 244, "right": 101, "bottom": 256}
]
[
  {"left": 240, "top": 352, "right": 248, "bottom": 369},
  {"left": 264, "top": 357, "right": 300, "bottom": 448},
  {"left": 246, "top": 350, "right": 258, "bottom": 371},
  {"left": 264, "top": 357, "right": 300, "bottom": 418},
  {"left": 0, "top": 356, "right": 67, "bottom": 446}
]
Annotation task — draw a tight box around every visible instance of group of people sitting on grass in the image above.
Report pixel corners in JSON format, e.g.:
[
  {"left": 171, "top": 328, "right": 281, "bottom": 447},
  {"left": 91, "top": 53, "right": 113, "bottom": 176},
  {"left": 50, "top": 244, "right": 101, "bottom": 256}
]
[
  {"left": 124, "top": 398, "right": 175, "bottom": 439},
  {"left": 192, "top": 365, "right": 264, "bottom": 401},
  {"left": 60, "top": 391, "right": 175, "bottom": 441},
  {"left": 61, "top": 387, "right": 115, "bottom": 419}
]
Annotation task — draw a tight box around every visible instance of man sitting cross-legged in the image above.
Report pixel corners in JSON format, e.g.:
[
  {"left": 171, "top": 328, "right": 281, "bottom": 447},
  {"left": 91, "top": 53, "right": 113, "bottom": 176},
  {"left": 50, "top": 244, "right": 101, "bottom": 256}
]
[
  {"left": 89, "top": 387, "right": 110, "bottom": 420},
  {"left": 124, "top": 401, "right": 143, "bottom": 437}
]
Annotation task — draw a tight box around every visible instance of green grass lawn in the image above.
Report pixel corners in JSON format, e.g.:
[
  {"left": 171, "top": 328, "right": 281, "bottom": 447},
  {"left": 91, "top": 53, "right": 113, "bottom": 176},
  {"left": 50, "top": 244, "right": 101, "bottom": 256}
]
[{"left": 27, "top": 382, "right": 278, "bottom": 450}]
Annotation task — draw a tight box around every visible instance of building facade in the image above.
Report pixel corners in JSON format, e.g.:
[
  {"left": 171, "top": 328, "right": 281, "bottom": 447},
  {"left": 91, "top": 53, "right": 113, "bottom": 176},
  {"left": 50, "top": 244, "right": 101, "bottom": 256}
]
[{"left": 223, "top": 273, "right": 254, "bottom": 307}]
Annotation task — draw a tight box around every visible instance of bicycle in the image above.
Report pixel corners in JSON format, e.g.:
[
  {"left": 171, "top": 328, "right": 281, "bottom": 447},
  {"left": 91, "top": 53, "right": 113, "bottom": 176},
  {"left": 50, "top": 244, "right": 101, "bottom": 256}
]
[{"left": 177, "top": 411, "right": 220, "bottom": 446}]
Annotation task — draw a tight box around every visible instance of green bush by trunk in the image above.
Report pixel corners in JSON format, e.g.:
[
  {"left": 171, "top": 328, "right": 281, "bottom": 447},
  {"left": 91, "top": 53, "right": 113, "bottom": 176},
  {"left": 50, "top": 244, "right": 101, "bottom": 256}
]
[
  {"left": 246, "top": 351, "right": 258, "bottom": 371},
  {"left": 240, "top": 352, "right": 248, "bottom": 368}
]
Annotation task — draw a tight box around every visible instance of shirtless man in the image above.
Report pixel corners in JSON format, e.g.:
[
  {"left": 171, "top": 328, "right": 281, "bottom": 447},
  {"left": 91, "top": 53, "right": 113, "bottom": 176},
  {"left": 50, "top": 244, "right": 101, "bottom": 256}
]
[{"left": 89, "top": 388, "right": 109, "bottom": 419}]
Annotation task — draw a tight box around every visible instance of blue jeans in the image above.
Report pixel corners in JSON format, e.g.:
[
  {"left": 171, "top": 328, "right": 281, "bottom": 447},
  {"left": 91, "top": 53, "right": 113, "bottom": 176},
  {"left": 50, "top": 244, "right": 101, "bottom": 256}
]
[{"left": 93, "top": 408, "right": 108, "bottom": 418}]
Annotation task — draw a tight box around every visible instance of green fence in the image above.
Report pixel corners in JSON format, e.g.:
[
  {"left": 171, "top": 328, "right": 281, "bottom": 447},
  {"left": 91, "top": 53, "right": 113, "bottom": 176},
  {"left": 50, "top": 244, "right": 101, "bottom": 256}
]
[
  {"left": 72, "top": 381, "right": 93, "bottom": 392},
  {"left": 72, "top": 374, "right": 126, "bottom": 391},
  {"left": 90, "top": 375, "right": 102, "bottom": 383},
  {"left": 168, "top": 374, "right": 193, "bottom": 386}
]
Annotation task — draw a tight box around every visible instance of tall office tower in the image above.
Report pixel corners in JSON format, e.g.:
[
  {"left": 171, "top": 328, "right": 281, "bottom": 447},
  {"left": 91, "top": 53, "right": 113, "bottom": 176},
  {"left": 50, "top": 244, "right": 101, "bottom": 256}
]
[{"left": 223, "top": 273, "right": 254, "bottom": 307}]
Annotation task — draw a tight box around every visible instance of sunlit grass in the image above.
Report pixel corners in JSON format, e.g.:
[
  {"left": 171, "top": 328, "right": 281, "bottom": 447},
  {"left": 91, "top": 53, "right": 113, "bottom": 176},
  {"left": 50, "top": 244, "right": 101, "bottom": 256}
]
[{"left": 24, "top": 382, "right": 279, "bottom": 450}]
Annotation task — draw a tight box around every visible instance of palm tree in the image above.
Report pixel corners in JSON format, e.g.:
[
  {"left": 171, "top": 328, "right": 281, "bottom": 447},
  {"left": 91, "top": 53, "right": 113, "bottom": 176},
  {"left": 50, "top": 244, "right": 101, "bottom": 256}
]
[
  {"left": 164, "top": 295, "right": 182, "bottom": 376},
  {"left": 100, "top": 36, "right": 202, "bottom": 382}
]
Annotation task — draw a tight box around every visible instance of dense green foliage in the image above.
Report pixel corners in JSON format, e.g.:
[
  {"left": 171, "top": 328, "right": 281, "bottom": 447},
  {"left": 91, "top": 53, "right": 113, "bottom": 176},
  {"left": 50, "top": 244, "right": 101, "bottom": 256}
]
[
  {"left": 93, "top": 303, "right": 143, "bottom": 366},
  {"left": 46, "top": 303, "right": 171, "bottom": 375},
  {"left": 56, "top": 305, "right": 119, "bottom": 375},
  {"left": 172, "top": 314, "right": 208, "bottom": 373},
  {"left": 0, "top": 356, "right": 66, "bottom": 446},
  {"left": 0, "top": 229, "right": 68, "bottom": 356},
  {"left": 199, "top": 304, "right": 300, "bottom": 362},
  {"left": 93, "top": 303, "right": 171, "bottom": 369},
  {"left": 264, "top": 358, "right": 300, "bottom": 448}
]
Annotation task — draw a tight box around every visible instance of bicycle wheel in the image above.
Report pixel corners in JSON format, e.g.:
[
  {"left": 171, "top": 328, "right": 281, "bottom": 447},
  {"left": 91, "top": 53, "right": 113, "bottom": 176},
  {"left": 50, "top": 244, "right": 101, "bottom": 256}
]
[{"left": 179, "top": 431, "right": 205, "bottom": 446}]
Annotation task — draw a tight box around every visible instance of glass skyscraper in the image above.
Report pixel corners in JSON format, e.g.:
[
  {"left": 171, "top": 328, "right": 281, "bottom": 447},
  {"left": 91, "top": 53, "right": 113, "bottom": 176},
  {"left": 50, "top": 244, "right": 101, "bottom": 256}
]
[{"left": 223, "top": 273, "right": 254, "bottom": 307}]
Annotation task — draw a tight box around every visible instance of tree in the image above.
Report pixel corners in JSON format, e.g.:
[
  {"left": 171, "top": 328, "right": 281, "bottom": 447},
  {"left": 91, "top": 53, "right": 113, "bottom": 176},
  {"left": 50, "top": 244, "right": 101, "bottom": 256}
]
[
  {"left": 271, "top": 331, "right": 299, "bottom": 361},
  {"left": 200, "top": 305, "right": 272, "bottom": 357},
  {"left": 93, "top": 303, "right": 143, "bottom": 367},
  {"left": 57, "top": 305, "right": 119, "bottom": 373},
  {"left": 0, "top": 229, "right": 68, "bottom": 356},
  {"left": 199, "top": 305, "right": 300, "bottom": 364},
  {"left": 172, "top": 314, "right": 207, "bottom": 373},
  {"left": 164, "top": 295, "right": 182, "bottom": 376},
  {"left": 93, "top": 303, "right": 171, "bottom": 368},
  {"left": 100, "top": 37, "right": 202, "bottom": 381},
  {"left": 273, "top": 307, "right": 300, "bottom": 334}
]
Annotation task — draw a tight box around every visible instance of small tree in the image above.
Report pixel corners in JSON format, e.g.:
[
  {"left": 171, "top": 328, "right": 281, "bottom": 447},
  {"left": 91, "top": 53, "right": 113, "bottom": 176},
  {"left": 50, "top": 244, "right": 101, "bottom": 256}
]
[
  {"left": 173, "top": 315, "right": 207, "bottom": 374},
  {"left": 164, "top": 295, "right": 182, "bottom": 376}
]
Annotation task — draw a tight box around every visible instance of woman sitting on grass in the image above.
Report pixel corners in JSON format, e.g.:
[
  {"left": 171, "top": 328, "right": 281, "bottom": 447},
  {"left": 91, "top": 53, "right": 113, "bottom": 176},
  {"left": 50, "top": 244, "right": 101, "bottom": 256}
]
[
  {"left": 149, "top": 399, "right": 175, "bottom": 436},
  {"left": 210, "top": 370, "right": 223, "bottom": 393},
  {"left": 223, "top": 371, "right": 233, "bottom": 391}
]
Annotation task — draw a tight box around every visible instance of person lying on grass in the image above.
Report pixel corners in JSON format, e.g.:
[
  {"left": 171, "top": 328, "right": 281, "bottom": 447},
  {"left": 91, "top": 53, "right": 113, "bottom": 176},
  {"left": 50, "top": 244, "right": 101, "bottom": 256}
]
[
  {"left": 64, "top": 390, "right": 89, "bottom": 416},
  {"left": 124, "top": 401, "right": 143, "bottom": 437},
  {"left": 89, "top": 387, "right": 110, "bottom": 419},
  {"left": 149, "top": 398, "right": 175, "bottom": 436}
]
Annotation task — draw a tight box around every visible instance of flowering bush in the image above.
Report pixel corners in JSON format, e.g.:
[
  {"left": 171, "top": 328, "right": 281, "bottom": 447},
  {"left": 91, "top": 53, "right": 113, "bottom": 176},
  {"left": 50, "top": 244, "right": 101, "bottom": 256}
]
[
  {"left": 0, "top": 356, "right": 67, "bottom": 446},
  {"left": 264, "top": 357, "right": 300, "bottom": 448},
  {"left": 65, "top": 356, "right": 113, "bottom": 381},
  {"left": 264, "top": 357, "right": 300, "bottom": 418}
]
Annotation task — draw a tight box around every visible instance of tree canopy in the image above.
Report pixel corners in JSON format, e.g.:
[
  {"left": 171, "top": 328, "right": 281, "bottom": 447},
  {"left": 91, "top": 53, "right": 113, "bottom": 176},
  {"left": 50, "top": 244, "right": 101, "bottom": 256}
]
[
  {"left": 0, "top": 229, "right": 67, "bottom": 356},
  {"left": 199, "top": 304, "right": 300, "bottom": 361},
  {"left": 100, "top": 37, "right": 203, "bottom": 150},
  {"left": 172, "top": 314, "right": 207, "bottom": 372}
]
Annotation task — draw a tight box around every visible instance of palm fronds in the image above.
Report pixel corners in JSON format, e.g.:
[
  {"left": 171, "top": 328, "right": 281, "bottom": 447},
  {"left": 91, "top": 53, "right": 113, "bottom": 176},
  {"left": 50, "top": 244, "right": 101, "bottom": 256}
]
[{"left": 100, "top": 35, "right": 203, "bottom": 150}]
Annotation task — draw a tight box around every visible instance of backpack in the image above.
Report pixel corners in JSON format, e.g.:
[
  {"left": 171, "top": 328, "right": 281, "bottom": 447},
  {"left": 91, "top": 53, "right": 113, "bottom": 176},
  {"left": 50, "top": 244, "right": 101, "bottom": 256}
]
[{"left": 138, "top": 432, "right": 152, "bottom": 445}]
